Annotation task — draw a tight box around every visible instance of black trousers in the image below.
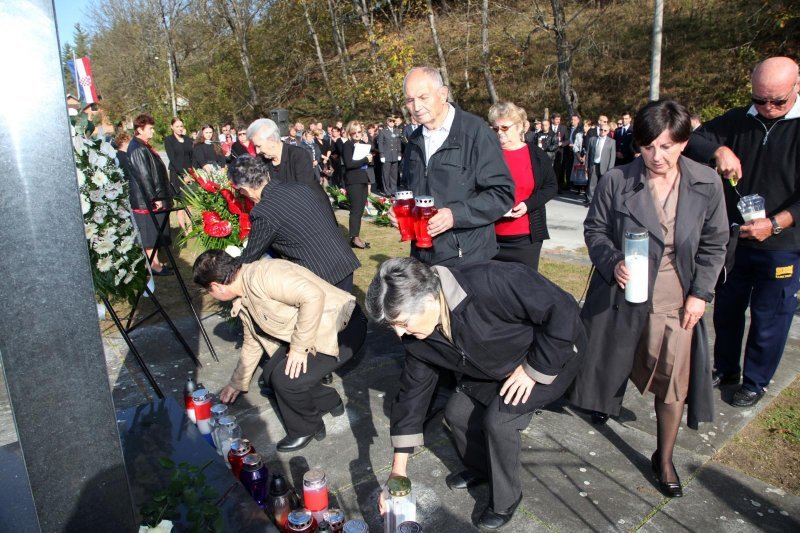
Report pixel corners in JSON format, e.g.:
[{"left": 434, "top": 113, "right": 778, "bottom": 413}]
[
  {"left": 381, "top": 160, "right": 399, "bottom": 196},
  {"left": 445, "top": 390, "right": 533, "bottom": 512},
  {"left": 495, "top": 235, "right": 543, "bottom": 271},
  {"left": 346, "top": 183, "right": 368, "bottom": 238},
  {"left": 262, "top": 306, "right": 367, "bottom": 438}
]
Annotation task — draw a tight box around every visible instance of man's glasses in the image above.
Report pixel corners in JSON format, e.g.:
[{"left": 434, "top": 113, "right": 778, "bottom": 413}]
[
  {"left": 490, "top": 124, "right": 515, "bottom": 132},
  {"left": 751, "top": 87, "right": 795, "bottom": 107}
]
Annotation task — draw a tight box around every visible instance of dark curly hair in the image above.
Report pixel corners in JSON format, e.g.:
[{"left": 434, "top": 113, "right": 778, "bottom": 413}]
[{"left": 228, "top": 155, "right": 271, "bottom": 189}]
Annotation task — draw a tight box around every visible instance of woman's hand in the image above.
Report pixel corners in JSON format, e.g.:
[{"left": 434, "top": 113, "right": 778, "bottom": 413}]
[
  {"left": 379, "top": 455, "right": 409, "bottom": 515},
  {"left": 509, "top": 202, "right": 528, "bottom": 218},
  {"left": 499, "top": 365, "right": 536, "bottom": 406},
  {"left": 285, "top": 349, "right": 308, "bottom": 379},
  {"left": 366, "top": 153, "right": 373, "bottom": 163},
  {"left": 613, "top": 260, "right": 630, "bottom": 289},
  {"left": 680, "top": 295, "right": 706, "bottom": 330},
  {"left": 220, "top": 385, "right": 240, "bottom": 404},
  {"left": 153, "top": 200, "right": 164, "bottom": 211}
]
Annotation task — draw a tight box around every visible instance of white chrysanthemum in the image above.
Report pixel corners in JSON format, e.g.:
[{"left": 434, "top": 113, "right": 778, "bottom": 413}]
[
  {"left": 91, "top": 170, "right": 108, "bottom": 187},
  {"left": 103, "top": 228, "right": 118, "bottom": 243},
  {"left": 96, "top": 255, "right": 113, "bottom": 272},
  {"left": 88, "top": 150, "right": 108, "bottom": 168},
  {"left": 76, "top": 167, "right": 86, "bottom": 186},
  {"left": 105, "top": 185, "right": 122, "bottom": 199},
  {"left": 84, "top": 223, "right": 98, "bottom": 240},
  {"left": 94, "top": 238, "right": 115, "bottom": 254},
  {"left": 89, "top": 189, "right": 104, "bottom": 202},
  {"left": 118, "top": 236, "right": 135, "bottom": 254},
  {"left": 92, "top": 207, "right": 107, "bottom": 224},
  {"left": 100, "top": 141, "right": 117, "bottom": 158},
  {"left": 80, "top": 194, "right": 91, "bottom": 214},
  {"left": 72, "top": 134, "right": 85, "bottom": 155},
  {"left": 124, "top": 272, "right": 135, "bottom": 284},
  {"left": 224, "top": 245, "right": 242, "bottom": 258}
]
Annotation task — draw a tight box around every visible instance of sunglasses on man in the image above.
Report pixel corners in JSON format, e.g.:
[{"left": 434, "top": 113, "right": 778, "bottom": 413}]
[{"left": 751, "top": 87, "right": 795, "bottom": 107}]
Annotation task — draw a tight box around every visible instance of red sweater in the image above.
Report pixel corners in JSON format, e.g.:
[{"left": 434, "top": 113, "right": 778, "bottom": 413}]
[{"left": 495, "top": 145, "right": 534, "bottom": 236}]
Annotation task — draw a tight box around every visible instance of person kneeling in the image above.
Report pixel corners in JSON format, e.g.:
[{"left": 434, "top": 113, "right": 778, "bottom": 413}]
[
  {"left": 366, "top": 258, "right": 585, "bottom": 530},
  {"left": 193, "top": 250, "right": 366, "bottom": 452}
]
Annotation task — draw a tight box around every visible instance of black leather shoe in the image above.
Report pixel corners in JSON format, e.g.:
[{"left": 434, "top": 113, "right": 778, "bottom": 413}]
[
  {"left": 477, "top": 492, "right": 522, "bottom": 530},
  {"left": 711, "top": 370, "right": 740, "bottom": 388},
  {"left": 651, "top": 451, "right": 683, "bottom": 498},
  {"left": 446, "top": 470, "right": 489, "bottom": 490},
  {"left": 276, "top": 426, "right": 326, "bottom": 452},
  {"left": 591, "top": 411, "right": 609, "bottom": 425},
  {"left": 731, "top": 387, "right": 766, "bottom": 407},
  {"left": 328, "top": 399, "right": 345, "bottom": 417},
  {"left": 322, "top": 373, "right": 334, "bottom": 385}
]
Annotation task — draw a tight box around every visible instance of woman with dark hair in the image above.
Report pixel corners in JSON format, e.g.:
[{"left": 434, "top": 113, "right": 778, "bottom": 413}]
[
  {"left": 164, "top": 117, "right": 193, "bottom": 232},
  {"left": 193, "top": 250, "right": 366, "bottom": 452},
  {"left": 569, "top": 99, "right": 729, "bottom": 497},
  {"left": 126, "top": 113, "right": 173, "bottom": 275},
  {"left": 366, "top": 257, "right": 584, "bottom": 529},
  {"left": 192, "top": 124, "right": 225, "bottom": 171},
  {"left": 488, "top": 101, "right": 557, "bottom": 270},
  {"left": 230, "top": 124, "right": 256, "bottom": 158},
  {"left": 341, "top": 120, "right": 373, "bottom": 249}
]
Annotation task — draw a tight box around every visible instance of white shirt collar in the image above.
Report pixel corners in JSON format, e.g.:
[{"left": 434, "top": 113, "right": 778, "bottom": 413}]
[{"left": 422, "top": 104, "right": 456, "bottom": 137}]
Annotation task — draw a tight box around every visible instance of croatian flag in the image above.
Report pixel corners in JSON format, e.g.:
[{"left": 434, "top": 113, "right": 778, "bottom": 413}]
[{"left": 67, "top": 57, "right": 98, "bottom": 105}]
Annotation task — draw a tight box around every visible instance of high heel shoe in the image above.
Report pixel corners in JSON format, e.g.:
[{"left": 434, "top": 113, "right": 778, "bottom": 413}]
[
  {"left": 350, "top": 238, "right": 370, "bottom": 249},
  {"left": 651, "top": 450, "right": 683, "bottom": 498}
]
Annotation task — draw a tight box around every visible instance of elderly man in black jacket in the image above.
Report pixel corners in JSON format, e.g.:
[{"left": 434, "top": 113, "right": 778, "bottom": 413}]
[
  {"left": 366, "top": 258, "right": 585, "bottom": 530},
  {"left": 392, "top": 66, "right": 515, "bottom": 266}
]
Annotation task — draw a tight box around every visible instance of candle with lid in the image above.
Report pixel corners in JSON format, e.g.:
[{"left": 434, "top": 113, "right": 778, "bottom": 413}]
[
  {"left": 412, "top": 196, "right": 437, "bottom": 249},
  {"left": 269, "top": 473, "right": 300, "bottom": 530},
  {"left": 393, "top": 191, "right": 415, "bottom": 241},
  {"left": 217, "top": 415, "right": 241, "bottom": 466},
  {"left": 385, "top": 476, "right": 416, "bottom": 533},
  {"left": 303, "top": 469, "right": 329, "bottom": 523},
  {"left": 191, "top": 389, "right": 213, "bottom": 445},
  {"left": 284, "top": 508, "right": 317, "bottom": 533},
  {"left": 342, "top": 520, "right": 368, "bottom": 533},
  {"left": 240, "top": 453, "right": 269, "bottom": 509},
  {"left": 209, "top": 403, "right": 228, "bottom": 450},
  {"left": 623, "top": 229, "right": 649, "bottom": 304},
  {"left": 228, "top": 438, "right": 255, "bottom": 479},
  {"left": 322, "top": 508, "right": 345, "bottom": 532}
]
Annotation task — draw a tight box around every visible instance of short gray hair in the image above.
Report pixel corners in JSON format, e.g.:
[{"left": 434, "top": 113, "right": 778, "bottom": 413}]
[
  {"left": 403, "top": 66, "right": 444, "bottom": 93},
  {"left": 365, "top": 257, "right": 441, "bottom": 325},
  {"left": 247, "top": 118, "right": 281, "bottom": 142}
]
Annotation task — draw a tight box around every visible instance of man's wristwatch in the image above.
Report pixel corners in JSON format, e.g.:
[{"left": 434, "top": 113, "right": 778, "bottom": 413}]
[{"left": 770, "top": 216, "right": 782, "bottom": 235}]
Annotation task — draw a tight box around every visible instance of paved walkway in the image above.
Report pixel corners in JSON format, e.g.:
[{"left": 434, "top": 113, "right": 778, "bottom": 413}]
[{"left": 2, "top": 198, "right": 799, "bottom": 531}]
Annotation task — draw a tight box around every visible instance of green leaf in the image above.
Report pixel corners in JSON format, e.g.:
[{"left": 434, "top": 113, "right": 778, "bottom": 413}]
[{"left": 158, "top": 457, "right": 175, "bottom": 469}]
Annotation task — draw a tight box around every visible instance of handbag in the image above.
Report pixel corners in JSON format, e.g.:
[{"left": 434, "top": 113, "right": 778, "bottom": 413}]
[{"left": 571, "top": 163, "right": 588, "bottom": 186}]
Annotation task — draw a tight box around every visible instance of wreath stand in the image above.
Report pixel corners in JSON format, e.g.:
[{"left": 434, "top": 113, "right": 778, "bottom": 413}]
[{"left": 106, "top": 189, "right": 219, "bottom": 398}]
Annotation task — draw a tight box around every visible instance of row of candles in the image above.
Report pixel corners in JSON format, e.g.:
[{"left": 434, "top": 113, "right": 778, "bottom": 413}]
[{"left": 184, "top": 379, "right": 422, "bottom": 532}]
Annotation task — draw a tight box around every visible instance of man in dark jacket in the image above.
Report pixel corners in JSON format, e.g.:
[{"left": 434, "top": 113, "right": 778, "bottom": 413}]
[
  {"left": 393, "top": 66, "right": 515, "bottom": 266},
  {"left": 376, "top": 116, "right": 403, "bottom": 196},
  {"left": 366, "top": 258, "right": 585, "bottom": 530},
  {"left": 685, "top": 56, "right": 800, "bottom": 408}
]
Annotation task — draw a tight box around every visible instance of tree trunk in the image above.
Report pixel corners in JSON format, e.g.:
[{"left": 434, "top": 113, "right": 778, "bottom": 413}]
[
  {"left": 425, "top": 0, "right": 453, "bottom": 100},
  {"left": 464, "top": 0, "right": 471, "bottom": 90},
  {"left": 481, "top": 0, "right": 498, "bottom": 104},
  {"left": 353, "top": 0, "right": 380, "bottom": 75},
  {"left": 216, "top": 0, "right": 260, "bottom": 113},
  {"left": 550, "top": 0, "right": 578, "bottom": 115},
  {"left": 326, "top": 0, "right": 357, "bottom": 86},
  {"left": 300, "top": 0, "right": 340, "bottom": 115}
]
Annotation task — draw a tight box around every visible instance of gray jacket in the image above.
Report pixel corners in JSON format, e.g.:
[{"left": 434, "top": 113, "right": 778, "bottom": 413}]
[
  {"left": 568, "top": 156, "right": 728, "bottom": 427},
  {"left": 376, "top": 126, "right": 402, "bottom": 162}
]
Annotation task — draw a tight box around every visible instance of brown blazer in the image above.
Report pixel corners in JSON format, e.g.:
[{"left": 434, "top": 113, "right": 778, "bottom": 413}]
[{"left": 229, "top": 259, "right": 356, "bottom": 391}]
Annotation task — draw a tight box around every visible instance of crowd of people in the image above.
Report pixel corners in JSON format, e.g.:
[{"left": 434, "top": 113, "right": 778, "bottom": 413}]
[{"left": 115, "top": 57, "right": 799, "bottom": 530}]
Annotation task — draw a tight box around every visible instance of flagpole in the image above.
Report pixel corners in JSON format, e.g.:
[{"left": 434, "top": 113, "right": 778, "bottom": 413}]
[{"left": 71, "top": 49, "right": 80, "bottom": 99}]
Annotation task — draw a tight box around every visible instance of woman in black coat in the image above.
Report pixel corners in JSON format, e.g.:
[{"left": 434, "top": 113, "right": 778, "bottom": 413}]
[
  {"left": 366, "top": 257, "right": 585, "bottom": 529},
  {"left": 488, "top": 102, "right": 557, "bottom": 270},
  {"left": 126, "top": 113, "right": 173, "bottom": 275},
  {"left": 341, "top": 120, "right": 372, "bottom": 249},
  {"left": 164, "top": 117, "right": 193, "bottom": 231},
  {"left": 568, "top": 100, "right": 728, "bottom": 498},
  {"left": 192, "top": 124, "right": 226, "bottom": 171}
]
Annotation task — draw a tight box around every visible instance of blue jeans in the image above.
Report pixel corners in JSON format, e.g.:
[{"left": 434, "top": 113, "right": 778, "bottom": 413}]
[{"left": 713, "top": 246, "right": 800, "bottom": 392}]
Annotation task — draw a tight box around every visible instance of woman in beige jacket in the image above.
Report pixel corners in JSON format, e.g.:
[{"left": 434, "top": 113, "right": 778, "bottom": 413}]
[{"left": 193, "top": 250, "right": 367, "bottom": 452}]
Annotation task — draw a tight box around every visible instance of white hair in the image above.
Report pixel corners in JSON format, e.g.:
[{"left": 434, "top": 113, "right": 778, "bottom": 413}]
[
  {"left": 403, "top": 67, "right": 444, "bottom": 93},
  {"left": 247, "top": 118, "right": 281, "bottom": 142}
]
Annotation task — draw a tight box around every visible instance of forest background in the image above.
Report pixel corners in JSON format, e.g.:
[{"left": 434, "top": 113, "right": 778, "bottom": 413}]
[{"left": 61, "top": 0, "right": 798, "bottom": 140}]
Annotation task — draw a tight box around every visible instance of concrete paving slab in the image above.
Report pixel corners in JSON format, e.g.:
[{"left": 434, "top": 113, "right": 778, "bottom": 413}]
[{"left": 639, "top": 462, "right": 800, "bottom": 533}]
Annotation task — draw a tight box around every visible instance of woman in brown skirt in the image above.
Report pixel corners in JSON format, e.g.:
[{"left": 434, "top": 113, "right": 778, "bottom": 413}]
[{"left": 568, "top": 100, "right": 729, "bottom": 497}]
